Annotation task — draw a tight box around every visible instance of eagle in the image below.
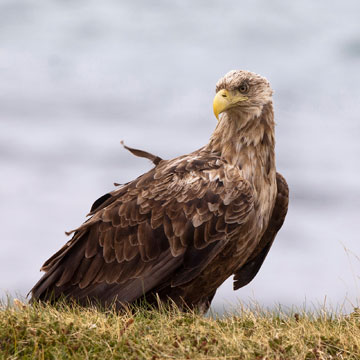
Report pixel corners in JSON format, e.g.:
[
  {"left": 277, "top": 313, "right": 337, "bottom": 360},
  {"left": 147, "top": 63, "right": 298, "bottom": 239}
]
[{"left": 30, "top": 70, "right": 289, "bottom": 313}]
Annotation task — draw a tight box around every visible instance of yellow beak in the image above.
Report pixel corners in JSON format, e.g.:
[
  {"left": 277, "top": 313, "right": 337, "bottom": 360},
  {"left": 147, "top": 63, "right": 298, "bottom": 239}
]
[{"left": 213, "top": 89, "right": 248, "bottom": 120}]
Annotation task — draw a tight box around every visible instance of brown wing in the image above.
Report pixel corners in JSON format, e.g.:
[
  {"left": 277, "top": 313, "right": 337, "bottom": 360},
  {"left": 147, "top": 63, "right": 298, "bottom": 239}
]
[
  {"left": 233, "top": 172, "right": 289, "bottom": 290},
  {"left": 30, "top": 151, "right": 254, "bottom": 306}
]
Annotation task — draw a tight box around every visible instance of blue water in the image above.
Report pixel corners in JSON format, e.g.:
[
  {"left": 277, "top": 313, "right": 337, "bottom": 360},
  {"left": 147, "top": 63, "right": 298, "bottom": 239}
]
[{"left": 1, "top": 0, "right": 360, "bottom": 313}]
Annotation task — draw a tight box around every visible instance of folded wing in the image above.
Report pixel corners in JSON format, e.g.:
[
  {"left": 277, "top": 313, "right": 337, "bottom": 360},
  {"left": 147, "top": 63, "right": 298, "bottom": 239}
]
[{"left": 30, "top": 151, "right": 255, "bottom": 307}]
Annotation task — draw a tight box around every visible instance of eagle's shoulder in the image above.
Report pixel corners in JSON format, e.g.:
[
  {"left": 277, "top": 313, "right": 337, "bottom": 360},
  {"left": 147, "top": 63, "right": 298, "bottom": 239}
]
[{"left": 91, "top": 147, "right": 252, "bottom": 214}]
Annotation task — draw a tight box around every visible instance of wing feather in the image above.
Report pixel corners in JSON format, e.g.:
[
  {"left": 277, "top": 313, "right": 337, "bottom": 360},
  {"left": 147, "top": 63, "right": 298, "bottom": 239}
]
[
  {"left": 30, "top": 149, "right": 255, "bottom": 307},
  {"left": 233, "top": 172, "right": 289, "bottom": 290},
  {"left": 79, "top": 253, "right": 103, "bottom": 289},
  {"left": 71, "top": 257, "right": 93, "bottom": 285},
  {"left": 85, "top": 226, "right": 100, "bottom": 258}
]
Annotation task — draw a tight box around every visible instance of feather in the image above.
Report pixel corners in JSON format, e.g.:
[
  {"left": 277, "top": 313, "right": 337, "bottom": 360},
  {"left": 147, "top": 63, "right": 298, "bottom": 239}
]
[
  {"left": 121, "top": 140, "right": 162, "bottom": 165},
  {"left": 172, "top": 211, "right": 188, "bottom": 237},
  {"left": 85, "top": 227, "right": 100, "bottom": 258},
  {"left": 114, "top": 236, "right": 125, "bottom": 263},
  {"left": 70, "top": 256, "right": 93, "bottom": 285},
  {"left": 79, "top": 254, "right": 103, "bottom": 289},
  {"left": 103, "top": 228, "right": 115, "bottom": 263},
  {"left": 123, "top": 239, "right": 138, "bottom": 261}
]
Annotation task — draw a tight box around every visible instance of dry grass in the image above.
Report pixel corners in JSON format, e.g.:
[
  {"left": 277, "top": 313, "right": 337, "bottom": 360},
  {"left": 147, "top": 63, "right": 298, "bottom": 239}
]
[{"left": 1, "top": 299, "right": 360, "bottom": 359}]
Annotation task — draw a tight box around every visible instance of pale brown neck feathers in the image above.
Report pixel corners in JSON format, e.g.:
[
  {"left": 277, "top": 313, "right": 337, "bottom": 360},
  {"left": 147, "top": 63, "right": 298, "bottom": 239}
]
[{"left": 207, "top": 102, "right": 276, "bottom": 186}]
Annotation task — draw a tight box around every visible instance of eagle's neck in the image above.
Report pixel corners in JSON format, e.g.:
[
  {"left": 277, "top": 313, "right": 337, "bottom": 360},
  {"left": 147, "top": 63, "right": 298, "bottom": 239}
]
[{"left": 207, "top": 102, "right": 276, "bottom": 193}]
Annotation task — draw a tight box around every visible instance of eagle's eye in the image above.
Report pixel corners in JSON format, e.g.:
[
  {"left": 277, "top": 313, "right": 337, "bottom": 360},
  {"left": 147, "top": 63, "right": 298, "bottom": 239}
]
[{"left": 238, "top": 82, "right": 249, "bottom": 94}]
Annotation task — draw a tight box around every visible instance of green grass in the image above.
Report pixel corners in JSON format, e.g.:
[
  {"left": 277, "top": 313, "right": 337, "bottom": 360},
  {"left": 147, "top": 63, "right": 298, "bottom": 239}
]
[{"left": 1, "top": 299, "right": 360, "bottom": 359}]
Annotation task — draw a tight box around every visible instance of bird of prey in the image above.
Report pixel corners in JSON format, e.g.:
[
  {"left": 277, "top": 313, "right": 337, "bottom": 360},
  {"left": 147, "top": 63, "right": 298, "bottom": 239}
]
[{"left": 30, "top": 70, "right": 289, "bottom": 313}]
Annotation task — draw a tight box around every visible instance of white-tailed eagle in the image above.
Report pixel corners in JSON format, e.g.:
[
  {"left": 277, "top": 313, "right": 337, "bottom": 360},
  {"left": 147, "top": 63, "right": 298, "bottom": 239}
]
[{"left": 30, "top": 70, "right": 289, "bottom": 313}]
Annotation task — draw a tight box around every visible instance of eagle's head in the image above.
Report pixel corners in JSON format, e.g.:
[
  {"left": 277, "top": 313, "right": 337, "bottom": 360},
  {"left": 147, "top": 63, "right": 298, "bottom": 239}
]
[{"left": 213, "top": 70, "right": 273, "bottom": 120}]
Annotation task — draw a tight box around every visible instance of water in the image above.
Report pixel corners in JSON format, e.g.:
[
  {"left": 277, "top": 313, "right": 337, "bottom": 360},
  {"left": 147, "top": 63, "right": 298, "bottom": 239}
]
[{"left": 1, "top": 0, "right": 360, "bottom": 313}]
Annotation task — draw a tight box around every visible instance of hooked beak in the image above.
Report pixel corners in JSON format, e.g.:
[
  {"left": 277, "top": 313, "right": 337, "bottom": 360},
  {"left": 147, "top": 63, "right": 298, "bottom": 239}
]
[{"left": 213, "top": 89, "right": 248, "bottom": 120}]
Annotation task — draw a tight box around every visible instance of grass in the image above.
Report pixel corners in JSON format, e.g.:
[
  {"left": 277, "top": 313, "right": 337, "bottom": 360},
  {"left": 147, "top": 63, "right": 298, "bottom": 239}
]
[{"left": 1, "top": 299, "right": 360, "bottom": 359}]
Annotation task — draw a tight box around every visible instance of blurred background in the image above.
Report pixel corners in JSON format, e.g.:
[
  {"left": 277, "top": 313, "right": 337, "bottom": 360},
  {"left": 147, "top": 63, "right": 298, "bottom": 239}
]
[{"left": 1, "top": 0, "right": 360, "bottom": 313}]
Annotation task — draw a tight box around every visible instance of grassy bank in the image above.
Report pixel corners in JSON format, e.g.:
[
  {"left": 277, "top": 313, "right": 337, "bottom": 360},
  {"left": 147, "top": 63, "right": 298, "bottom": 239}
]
[{"left": 1, "top": 300, "right": 360, "bottom": 359}]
